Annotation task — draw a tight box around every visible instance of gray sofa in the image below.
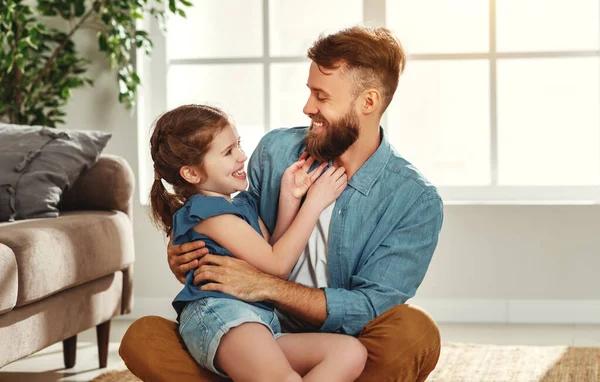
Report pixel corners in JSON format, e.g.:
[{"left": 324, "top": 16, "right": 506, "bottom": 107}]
[{"left": 0, "top": 155, "right": 135, "bottom": 369}]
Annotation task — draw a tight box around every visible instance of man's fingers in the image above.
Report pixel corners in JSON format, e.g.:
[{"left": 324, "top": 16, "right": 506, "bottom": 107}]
[
  {"left": 197, "top": 253, "right": 229, "bottom": 267},
  {"left": 193, "top": 264, "right": 226, "bottom": 285},
  {"left": 178, "top": 259, "right": 199, "bottom": 275},
  {"left": 200, "top": 283, "right": 225, "bottom": 293},
  {"left": 168, "top": 240, "right": 206, "bottom": 258},
  {"left": 172, "top": 248, "right": 208, "bottom": 267},
  {"left": 193, "top": 263, "right": 223, "bottom": 276},
  {"left": 299, "top": 152, "right": 308, "bottom": 161}
]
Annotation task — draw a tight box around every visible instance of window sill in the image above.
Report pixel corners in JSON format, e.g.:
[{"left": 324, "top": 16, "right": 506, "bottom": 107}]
[{"left": 443, "top": 200, "right": 600, "bottom": 206}]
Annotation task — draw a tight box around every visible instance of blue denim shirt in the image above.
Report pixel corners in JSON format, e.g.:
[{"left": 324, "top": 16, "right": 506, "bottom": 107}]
[{"left": 247, "top": 126, "right": 443, "bottom": 336}]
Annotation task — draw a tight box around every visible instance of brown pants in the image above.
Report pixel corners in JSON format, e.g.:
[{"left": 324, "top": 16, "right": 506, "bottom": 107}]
[{"left": 119, "top": 304, "right": 441, "bottom": 382}]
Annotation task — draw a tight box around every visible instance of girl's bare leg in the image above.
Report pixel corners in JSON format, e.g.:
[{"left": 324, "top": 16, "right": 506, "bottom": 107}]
[
  {"left": 276, "top": 333, "right": 368, "bottom": 382},
  {"left": 215, "top": 323, "right": 302, "bottom": 382}
]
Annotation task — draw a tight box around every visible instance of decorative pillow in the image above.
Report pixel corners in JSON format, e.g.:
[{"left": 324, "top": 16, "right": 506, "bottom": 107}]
[{"left": 0, "top": 123, "right": 112, "bottom": 221}]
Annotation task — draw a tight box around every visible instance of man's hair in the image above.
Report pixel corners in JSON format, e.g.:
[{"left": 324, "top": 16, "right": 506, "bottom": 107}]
[{"left": 307, "top": 26, "right": 406, "bottom": 114}]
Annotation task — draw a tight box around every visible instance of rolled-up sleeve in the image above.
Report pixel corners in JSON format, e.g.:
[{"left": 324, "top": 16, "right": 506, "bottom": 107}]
[{"left": 320, "top": 192, "right": 444, "bottom": 336}]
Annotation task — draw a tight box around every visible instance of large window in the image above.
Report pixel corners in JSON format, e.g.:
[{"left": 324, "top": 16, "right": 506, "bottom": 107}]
[{"left": 139, "top": 0, "right": 600, "bottom": 203}]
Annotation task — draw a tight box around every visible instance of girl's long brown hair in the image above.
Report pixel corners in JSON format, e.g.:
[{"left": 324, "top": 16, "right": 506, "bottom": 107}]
[{"left": 149, "top": 104, "right": 230, "bottom": 235}]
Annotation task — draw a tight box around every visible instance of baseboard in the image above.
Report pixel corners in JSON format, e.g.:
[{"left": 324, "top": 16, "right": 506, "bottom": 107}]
[
  {"left": 409, "top": 298, "right": 600, "bottom": 324},
  {"left": 116, "top": 297, "right": 600, "bottom": 324},
  {"left": 116, "top": 297, "right": 177, "bottom": 321}
]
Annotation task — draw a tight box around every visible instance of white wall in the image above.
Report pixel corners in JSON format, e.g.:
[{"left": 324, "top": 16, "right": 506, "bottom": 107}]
[
  {"left": 64, "top": 29, "right": 182, "bottom": 320},
  {"left": 63, "top": 28, "right": 600, "bottom": 324},
  {"left": 412, "top": 204, "right": 600, "bottom": 323}
]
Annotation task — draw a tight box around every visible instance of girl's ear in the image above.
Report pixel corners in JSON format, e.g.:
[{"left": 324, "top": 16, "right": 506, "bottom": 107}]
[{"left": 180, "top": 165, "right": 203, "bottom": 184}]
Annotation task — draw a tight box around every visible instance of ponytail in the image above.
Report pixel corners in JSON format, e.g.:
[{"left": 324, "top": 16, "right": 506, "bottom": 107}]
[
  {"left": 149, "top": 178, "right": 184, "bottom": 236},
  {"left": 148, "top": 104, "right": 232, "bottom": 235}
]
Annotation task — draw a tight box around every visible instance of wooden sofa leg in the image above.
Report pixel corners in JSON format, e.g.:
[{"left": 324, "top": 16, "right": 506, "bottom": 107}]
[
  {"left": 63, "top": 335, "right": 77, "bottom": 369},
  {"left": 97, "top": 320, "right": 111, "bottom": 368}
]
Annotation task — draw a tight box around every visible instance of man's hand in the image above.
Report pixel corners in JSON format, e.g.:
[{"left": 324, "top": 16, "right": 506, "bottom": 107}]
[
  {"left": 167, "top": 237, "right": 209, "bottom": 284},
  {"left": 193, "top": 254, "right": 277, "bottom": 302}
]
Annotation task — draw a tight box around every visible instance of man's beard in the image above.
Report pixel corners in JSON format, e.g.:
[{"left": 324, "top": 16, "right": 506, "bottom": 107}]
[{"left": 304, "top": 107, "right": 360, "bottom": 162}]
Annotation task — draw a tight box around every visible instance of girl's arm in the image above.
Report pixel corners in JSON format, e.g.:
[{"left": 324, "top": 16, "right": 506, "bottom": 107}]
[
  {"left": 194, "top": 166, "right": 347, "bottom": 279},
  {"left": 270, "top": 155, "right": 326, "bottom": 244},
  {"left": 268, "top": 195, "right": 300, "bottom": 245}
]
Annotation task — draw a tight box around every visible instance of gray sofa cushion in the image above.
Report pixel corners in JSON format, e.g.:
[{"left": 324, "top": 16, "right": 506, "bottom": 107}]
[
  {"left": 0, "top": 123, "right": 111, "bottom": 221},
  {"left": 0, "top": 210, "right": 134, "bottom": 307}
]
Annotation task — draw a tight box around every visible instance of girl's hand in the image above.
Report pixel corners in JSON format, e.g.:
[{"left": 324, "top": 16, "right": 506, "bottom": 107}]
[
  {"left": 280, "top": 152, "right": 328, "bottom": 200},
  {"left": 305, "top": 166, "right": 347, "bottom": 210}
]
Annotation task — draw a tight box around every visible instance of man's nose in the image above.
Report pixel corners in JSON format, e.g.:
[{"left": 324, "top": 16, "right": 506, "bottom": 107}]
[{"left": 303, "top": 96, "right": 317, "bottom": 116}]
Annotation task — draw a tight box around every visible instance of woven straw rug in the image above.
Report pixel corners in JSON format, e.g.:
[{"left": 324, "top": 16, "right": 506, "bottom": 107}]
[{"left": 92, "top": 343, "right": 600, "bottom": 382}]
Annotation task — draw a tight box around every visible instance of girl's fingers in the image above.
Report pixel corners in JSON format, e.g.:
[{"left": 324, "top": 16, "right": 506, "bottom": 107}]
[
  {"left": 299, "top": 152, "right": 308, "bottom": 161},
  {"left": 322, "top": 165, "right": 337, "bottom": 177},
  {"left": 290, "top": 159, "right": 306, "bottom": 172},
  {"left": 336, "top": 175, "right": 348, "bottom": 189},
  {"left": 309, "top": 162, "right": 328, "bottom": 180},
  {"left": 302, "top": 156, "right": 315, "bottom": 172},
  {"left": 333, "top": 166, "right": 346, "bottom": 180}
]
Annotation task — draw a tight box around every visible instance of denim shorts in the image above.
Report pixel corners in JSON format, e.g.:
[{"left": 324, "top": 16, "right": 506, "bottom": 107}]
[{"left": 178, "top": 297, "right": 285, "bottom": 378}]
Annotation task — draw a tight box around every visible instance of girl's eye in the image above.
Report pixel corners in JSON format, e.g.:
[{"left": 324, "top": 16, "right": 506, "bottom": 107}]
[{"left": 225, "top": 149, "right": 232, "bottom": 156}]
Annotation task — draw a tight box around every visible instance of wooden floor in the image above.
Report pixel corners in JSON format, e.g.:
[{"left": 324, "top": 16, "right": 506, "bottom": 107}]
[{"left": 1, "top": 320, "right": 600, "bottom": 381}]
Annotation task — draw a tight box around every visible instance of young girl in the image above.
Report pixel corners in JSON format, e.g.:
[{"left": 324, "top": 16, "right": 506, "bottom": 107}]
[{"left": 149, "top": 104, "right": 367, "bottom": 382}]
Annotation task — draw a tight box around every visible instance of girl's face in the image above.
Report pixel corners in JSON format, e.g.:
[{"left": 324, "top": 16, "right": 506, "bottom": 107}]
[{"left": 197, "top": 125, "right": 248, "bottom": 198}]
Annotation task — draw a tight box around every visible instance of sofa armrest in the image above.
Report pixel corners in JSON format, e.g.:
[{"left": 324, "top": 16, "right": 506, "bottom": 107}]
[{"left": 60, "top": 155, "right": 135, "bottom": 218}]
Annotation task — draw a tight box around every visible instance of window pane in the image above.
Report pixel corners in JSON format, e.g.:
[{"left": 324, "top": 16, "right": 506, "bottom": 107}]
[
  {"left": 167, "top": 0, "right": 263, "bottom": 59},
  {"left": 387, "top": 60, "right": 490, "bottom": 186},
  {"left": 386, "top": 0, "right": 489, "bottom": 54},
  {"left": 270, "top": 62, "right": 312, "bottom": 129},
  {"left": 269, "top": 0, "right": 363, "bottom": 57},
  {"left": 497, "top": 58, "right": 600, "bottom": 186},
  {"left": 496, "top": 0, "right": 599, "bottom": 52},
  {"left": 167, "top": 64, "right": 265, "bottom": 157}
]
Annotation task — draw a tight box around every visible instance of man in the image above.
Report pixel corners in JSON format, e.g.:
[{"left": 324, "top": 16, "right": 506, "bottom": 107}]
[{"left": 120, "top": 26, "right": 444, "bottom": 381}]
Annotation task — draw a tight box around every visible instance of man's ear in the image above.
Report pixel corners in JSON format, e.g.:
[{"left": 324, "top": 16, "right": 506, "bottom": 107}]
[
  {"left": 362, "top": 89, "right": 381, "bottom": 115},
  {"left": 180, "top": 165, "right": 203, "bottom": 184}
]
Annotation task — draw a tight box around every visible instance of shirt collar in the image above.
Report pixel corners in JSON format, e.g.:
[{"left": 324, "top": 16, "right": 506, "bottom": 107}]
[{"left": 346, "top": 127, "right": 391, "bottom": 196}]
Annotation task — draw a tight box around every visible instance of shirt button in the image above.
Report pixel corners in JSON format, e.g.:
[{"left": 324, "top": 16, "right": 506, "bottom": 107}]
[{"left": 338, "top": 209, "right": 342, "bottom": 215}]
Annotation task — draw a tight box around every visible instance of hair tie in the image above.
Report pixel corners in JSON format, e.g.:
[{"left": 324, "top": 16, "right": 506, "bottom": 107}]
[{"left": 154, "top": 170, "right": 161, "bottom": 181}]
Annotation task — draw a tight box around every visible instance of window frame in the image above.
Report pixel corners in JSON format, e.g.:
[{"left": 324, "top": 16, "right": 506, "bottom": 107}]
[{"left": 138, "top": 0, "right": 600, "bottom": 204}]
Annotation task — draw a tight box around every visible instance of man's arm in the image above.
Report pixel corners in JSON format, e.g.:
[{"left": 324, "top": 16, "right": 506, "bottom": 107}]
[
  {"left": 193, "top": 253, "right": 328, "bottom": 326},
  {"left": 272, "top": 192, "right": 441, "bottom": 333},
  {"left": 264, "top": 277, "right": 328, "bottom": 326},
  {"left": 195, "top": 191, "right": 443, "bottom": 336},
  {"left": 318, "top": 192, "right": 444, "bottom": 335}
]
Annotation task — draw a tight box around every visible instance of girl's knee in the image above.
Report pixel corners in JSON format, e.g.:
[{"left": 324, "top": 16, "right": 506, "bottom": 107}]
[
  {"left": 342, "top": 337, "right": 368, "bottom": 378},
  {"left": 281, "top": 370, "right": 303, "bottom": 382}
]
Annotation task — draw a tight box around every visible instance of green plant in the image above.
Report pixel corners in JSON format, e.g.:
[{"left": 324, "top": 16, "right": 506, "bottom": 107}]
[{"left": 0, "top": 0, "right": 191, "bottom": 127}]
